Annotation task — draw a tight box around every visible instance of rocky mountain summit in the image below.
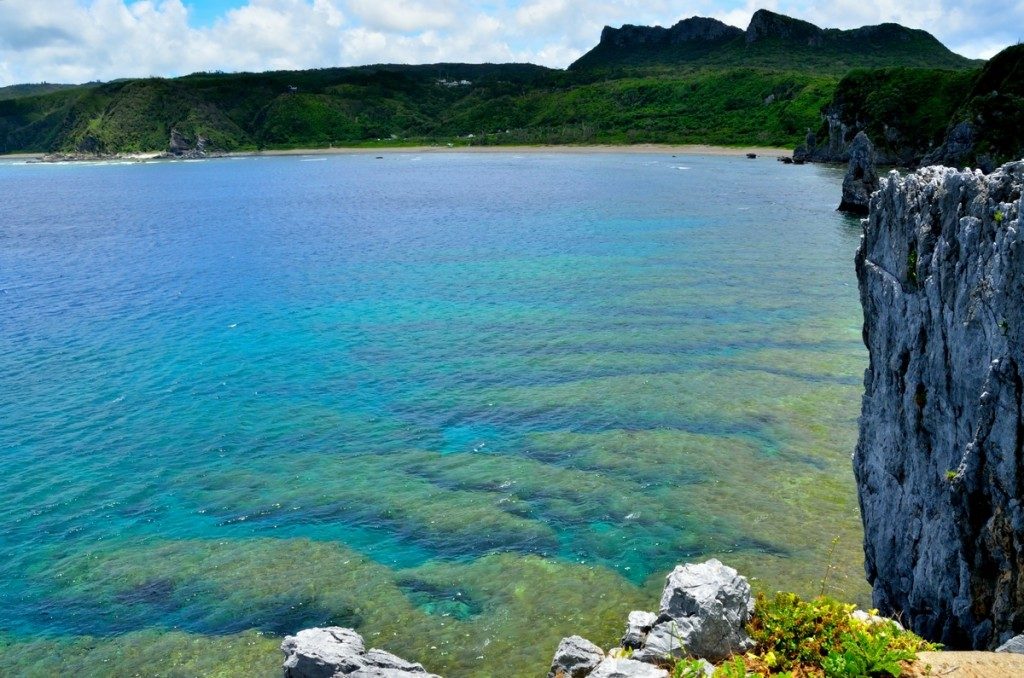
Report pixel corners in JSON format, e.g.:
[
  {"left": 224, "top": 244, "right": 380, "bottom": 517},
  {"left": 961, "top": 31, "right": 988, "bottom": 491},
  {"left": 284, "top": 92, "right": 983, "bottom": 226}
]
[
  {"left": 595, "top": 18, "right": 742, "bottom": 49},
  {"left": 570, "top": 9, "right": 975, "bottom": 72},
  {"left": 856, "top": 160, "right": 1024, "bottom": 648}
]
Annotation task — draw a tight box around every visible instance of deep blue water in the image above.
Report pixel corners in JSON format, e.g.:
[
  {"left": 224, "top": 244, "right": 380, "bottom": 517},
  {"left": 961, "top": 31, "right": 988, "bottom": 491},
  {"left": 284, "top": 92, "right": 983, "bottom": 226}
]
[{"left": 0, "top": 152, "right": 865, "bottom": 676}]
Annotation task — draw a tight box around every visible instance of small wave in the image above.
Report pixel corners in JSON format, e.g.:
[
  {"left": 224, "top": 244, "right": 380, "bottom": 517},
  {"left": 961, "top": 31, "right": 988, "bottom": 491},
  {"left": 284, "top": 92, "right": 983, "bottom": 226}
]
[{"left": 673, "top": 166, "right": 691, "bottom": 171}]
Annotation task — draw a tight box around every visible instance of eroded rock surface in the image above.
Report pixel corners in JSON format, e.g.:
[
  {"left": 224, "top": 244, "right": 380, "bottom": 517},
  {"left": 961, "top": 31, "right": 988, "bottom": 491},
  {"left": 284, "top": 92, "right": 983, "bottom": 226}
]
[{"left": 855, "top": 160, "right": 1024, "bottom": 648}]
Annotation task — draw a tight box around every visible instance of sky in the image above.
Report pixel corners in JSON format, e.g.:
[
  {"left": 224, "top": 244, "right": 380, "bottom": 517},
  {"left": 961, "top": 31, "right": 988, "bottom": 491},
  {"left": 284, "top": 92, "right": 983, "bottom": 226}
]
[{"left": 0, "top": 0, "right": 1020, "bottom": 86}]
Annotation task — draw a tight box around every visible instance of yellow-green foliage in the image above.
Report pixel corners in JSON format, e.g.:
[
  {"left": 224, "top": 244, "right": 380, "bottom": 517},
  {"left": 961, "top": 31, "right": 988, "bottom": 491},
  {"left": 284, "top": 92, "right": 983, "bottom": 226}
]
[{"left": 700, "top": 592, "right": 939, "bottom": 677}]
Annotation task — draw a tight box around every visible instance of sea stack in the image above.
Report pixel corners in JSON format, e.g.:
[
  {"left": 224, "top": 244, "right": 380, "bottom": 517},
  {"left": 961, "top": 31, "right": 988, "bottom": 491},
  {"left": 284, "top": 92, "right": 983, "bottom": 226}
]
[
  {"left": 855, "top": 160, "right": 1024, "bottom": 648},
  {"left": 838, "top": 131, "right": 879, "bottom": 214}
]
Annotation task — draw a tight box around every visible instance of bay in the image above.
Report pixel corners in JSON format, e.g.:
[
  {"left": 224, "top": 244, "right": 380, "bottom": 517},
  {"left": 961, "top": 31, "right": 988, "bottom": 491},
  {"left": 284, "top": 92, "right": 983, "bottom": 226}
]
[{"left": 0, "top": 151, "right": 865, "bottom": 676}]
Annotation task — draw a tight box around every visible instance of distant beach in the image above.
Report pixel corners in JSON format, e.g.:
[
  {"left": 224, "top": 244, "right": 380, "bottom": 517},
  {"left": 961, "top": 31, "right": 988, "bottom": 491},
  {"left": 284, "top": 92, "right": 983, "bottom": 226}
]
[{"left": 1, "top": 144, "right": 792, "bottom": 163}]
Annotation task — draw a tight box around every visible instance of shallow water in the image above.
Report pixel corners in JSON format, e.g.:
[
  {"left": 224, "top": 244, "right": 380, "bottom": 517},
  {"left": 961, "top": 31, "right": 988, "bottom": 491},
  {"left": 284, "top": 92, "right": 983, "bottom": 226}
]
[{"left": 0, "top": 152, "right": 865, "bottom": 676}]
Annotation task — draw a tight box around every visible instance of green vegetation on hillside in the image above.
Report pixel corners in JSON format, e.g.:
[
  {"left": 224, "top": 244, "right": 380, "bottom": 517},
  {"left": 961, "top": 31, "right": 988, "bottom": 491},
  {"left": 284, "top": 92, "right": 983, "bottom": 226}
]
[
  {"left": 947, "top": 44, "right": 1024, "bottom": 165},
  {"left": 0, "top": 82, "right": 93, "bottom": 101},
  {"left": 0, "top": 10, "right": 1008, "bottom": 157},
  {"left": 815, "top": 68, "right": 976, "bottom": 162},
  {"left": 0, "top": 65, "right": 837, "bottom": 153}
]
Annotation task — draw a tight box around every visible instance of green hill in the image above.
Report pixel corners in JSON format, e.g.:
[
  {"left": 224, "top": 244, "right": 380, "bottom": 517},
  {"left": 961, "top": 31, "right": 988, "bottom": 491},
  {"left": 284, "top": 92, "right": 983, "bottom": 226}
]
[
  {"left": 0, "top": 82, "right": 93, "bottom": 101},
  {"left": 0, "top": 9, "right": 998, "bottom": 157},
  {"left": 794, "top": 43, "right": 1024, "bottom": 169}
]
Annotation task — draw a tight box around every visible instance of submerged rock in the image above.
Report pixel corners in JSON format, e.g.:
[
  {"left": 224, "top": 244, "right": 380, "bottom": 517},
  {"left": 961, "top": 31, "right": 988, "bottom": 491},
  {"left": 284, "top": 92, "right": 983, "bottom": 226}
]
[
  {"left": 548, "top": 635, "right": 605, "bottom": 678},
  {"left": 839, "top": 131, "right": 880, "bottom": 214},
  {"left": 855, "top": 160, "right": 1024, "bottom": 648},
  {"left": 281, "top": 627, "right": 440, "bottom": 677}
]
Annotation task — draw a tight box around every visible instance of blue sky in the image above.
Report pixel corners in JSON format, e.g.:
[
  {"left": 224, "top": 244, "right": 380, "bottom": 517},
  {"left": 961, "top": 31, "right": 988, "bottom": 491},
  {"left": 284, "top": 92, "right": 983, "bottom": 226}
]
[
  {"left": 0, "top": 1, "right": 1018, "bottom": 86},
  {"left": 186, "top": 1, "right": 247, "bottom": 25}
]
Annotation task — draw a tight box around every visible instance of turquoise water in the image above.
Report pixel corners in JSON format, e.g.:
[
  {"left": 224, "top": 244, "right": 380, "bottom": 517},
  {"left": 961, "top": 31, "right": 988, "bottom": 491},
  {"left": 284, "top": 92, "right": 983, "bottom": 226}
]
[{"left": 0, "top": 152, "right": 865, "bottom": 676}]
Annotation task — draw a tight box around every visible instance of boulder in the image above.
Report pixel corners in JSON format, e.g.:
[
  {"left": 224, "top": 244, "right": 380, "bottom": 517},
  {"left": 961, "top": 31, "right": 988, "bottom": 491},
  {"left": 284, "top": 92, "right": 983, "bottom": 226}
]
[
  {"left": 855, "top": 161, "right": 1024, "bottom": 648},
  {"left": 621, "top": 611, "right": 658, "bottom": 649},
  {"left": 281, "top": 627, "right": 440, "bottom": 678},
  {"left": 588, "top": 658, "right": 669, "bottom": 678},
  {"left": 548, "top": 635, "right": 605, "bottom": 678},
  {"left": 838, "top": 131, "right": 879, "bottom": 214},
  {"left": 653, "top": 559, "right": 754, "bottom": 662}
]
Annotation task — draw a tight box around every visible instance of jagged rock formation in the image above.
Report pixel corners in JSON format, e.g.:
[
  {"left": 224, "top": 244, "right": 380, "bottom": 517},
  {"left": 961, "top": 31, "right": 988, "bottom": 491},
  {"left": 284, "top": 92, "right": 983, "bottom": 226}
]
[
  {"left": 597, "top": 18, "right": 742, "bottom": 48},
  {"left": 745, "top": 9, "right": 823, "bottom": 45},
  {"left": 839, "top": 132, "right": 880, "bottom": 214},
  {"left": 569, "top": 9, "right": 974, "bottom": 72},
  {"left": 855, "top": 160, "right": 1024, "bottom": 649},
  {"left": 281, "top": 627, "right": 441, "bottom": 678},
  {"left": 168, "top": 128, "right": 209, "bottom": 159}
]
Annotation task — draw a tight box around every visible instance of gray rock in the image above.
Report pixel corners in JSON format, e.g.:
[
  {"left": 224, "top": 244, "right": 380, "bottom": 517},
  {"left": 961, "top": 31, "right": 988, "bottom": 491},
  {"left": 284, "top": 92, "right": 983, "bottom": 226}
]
[
  {"left": 588, "top": 658, "right": 669, "bottom": 678},
  {"left": 855, "top": 160, "right": 1024, "bottom": 648},
  {"left": 281, "top": 627, "right": 440, "bottom": 678},
  {"left": 168, "top": 128, "right": 210, "bottom": 159},
  {"left": 653, "top": 559, "right": 754, "bottom": 661},
  {"left": 548, "top": 635, "right": 605, "bottom": 678},
  {"left": 621, "top": 611, "right": 658, "bottom": 649},
  {"left": 839, "top": 131, "right": 880, "bottom": 214},
  {"left": 996, "top": 634, "right": 1024, "bottom": 654},
  {"left": 631, "top": 621, "right": 686, "bottom": 663}
]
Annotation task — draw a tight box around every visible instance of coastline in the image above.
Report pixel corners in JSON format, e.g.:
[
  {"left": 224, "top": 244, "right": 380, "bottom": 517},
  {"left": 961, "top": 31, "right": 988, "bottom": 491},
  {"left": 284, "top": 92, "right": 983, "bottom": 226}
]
[
  {"left": 243, "top": 143, "right": 792, "bottom": 158},
  {"left": 0, "top": 144, "right": 792, "bottom": 163}
]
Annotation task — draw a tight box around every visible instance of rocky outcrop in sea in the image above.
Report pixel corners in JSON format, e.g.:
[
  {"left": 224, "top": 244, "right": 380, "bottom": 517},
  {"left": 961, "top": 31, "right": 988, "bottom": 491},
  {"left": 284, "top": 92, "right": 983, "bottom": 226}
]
[
  {"left": 838, "top": 131, "right": 880, "bottom": 214},
  {"left": 855, "top": 159, "right": 1024, "bottom": 648},
  {"left": 281, "top": 627, "right": 441, "bottom": 678},
  {"left": 548, "top": 559, "right": 749, "bottom": 677}
]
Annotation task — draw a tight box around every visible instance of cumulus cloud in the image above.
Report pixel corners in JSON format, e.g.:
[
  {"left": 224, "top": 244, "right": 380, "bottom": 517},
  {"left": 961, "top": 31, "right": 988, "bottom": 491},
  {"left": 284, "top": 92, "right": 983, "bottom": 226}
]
[{"left": 0, "top": 0, "right": 1018, "bottom": 86}]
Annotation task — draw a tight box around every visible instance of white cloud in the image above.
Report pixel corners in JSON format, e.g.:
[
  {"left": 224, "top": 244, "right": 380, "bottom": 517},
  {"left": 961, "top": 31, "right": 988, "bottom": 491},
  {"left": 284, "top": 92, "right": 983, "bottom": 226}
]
[{"left": 0, "top": 0, "right": 1019, "bottom": 86}]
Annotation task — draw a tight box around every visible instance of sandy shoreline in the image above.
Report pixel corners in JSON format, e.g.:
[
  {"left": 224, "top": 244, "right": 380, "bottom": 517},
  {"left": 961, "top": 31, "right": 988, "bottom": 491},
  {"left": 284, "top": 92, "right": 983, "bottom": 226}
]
[
  {"left": 246, "top": 143, "right": 791, "bottom": 158},
  {"left": 1, "top": 144, "right": 792, "bottom": 162}
]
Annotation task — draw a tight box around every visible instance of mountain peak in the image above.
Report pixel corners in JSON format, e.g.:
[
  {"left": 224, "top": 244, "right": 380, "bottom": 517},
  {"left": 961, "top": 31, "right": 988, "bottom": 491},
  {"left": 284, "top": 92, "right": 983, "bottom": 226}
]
[
  {"left": 597, "top": 17, "right": 743, "bottom": 49},
  {"left": 745, "top": 9, "right": 823, "bottom": 45}
]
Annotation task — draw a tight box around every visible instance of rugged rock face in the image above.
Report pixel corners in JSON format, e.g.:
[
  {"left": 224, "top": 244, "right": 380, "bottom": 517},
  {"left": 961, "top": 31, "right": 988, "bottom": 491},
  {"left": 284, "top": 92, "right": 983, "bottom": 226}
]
[
  {"left": 168, "top": 128, "right": 209, "bottom": 159},
  {"left": 922, "top": 122, "right": 984, "bottom": 171},
  {"left": 745, "top": 9, "right": 822, "bottom": 45},
  {"left": 598, "top": 18, "right": 742, "bottom": 48},
  {"left": 855, "top": 160, "right": 1024, "bottom": 649},
  {"left": 839, "top": 132, "right": 881, "bottom": 214},
  {"left": 281, "top": 627, "right": 441, "bottom": 678}
]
